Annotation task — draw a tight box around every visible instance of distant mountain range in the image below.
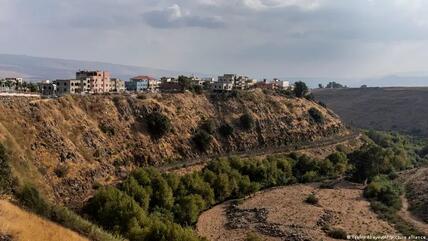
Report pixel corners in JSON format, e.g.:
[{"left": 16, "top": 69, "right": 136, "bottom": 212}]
[
  {"left": 0, "top": 54, "right": 427, "bottom": 87},
  {"left": 0, "top": 54, "right": 203, "bottom": 81}
]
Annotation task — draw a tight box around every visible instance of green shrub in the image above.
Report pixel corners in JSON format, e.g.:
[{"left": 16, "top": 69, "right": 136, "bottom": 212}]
[
  {"left": 145, "top": 112, "right": 171, "bottom": 138},
  {"left": 17, "top": 184, "right": 51, "bottom": 217},
  {"left": 218, "top": 123, "right": 234, "bottom": 137},
  {"left": 0, "top": 144, "right": 15, "bottom": 195},
  {"left": 305, "top": 193, "right": 319, "bottom": 205},
  {"left": 327, "top": 228, "right": 348, "bottom": 240},
  {"left": 240, "top": 113, "right": 255, "bottom": 130},
  {"left": 308, "top": 108, "right": 324, "bottom": 124},
  {"left": 85, "top": 187, "right": 148, "bottom": 235},
  {"left": 174, "top": 194, "right": 206, "bottom": 225},
  {"left": 245, "top": 232, "right": 263, "bottom": 241},
  {"left": 99, "top": 123, "right": 116, "bottom": 136},
  {"left": 200, "top": 119, "right": 216, "bottom": 134},
  {"left": 54, "top": 164, "right": 69, "bottom": 178},
  {"left": 192, "top": 130, "right": 213, "bottom": 152},
  {"left": 364, "top": 175, "right": 402, "bottom": 210}
]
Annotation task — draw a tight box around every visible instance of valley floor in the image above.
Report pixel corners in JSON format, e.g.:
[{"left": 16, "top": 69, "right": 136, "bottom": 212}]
[{"left": 196, "top": 181, "right": 398, "bottom": 241}]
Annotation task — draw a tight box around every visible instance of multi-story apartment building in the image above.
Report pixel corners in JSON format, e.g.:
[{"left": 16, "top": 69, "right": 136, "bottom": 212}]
[
  {"left": 126, "top": 76, "right": 158, "bottom": 92},
  {"left": 38, "top": 80, "right": 56, "bottom": 96},
  {"left": 110, "top": 78, "right": 125, "bottom": 93},
  {"left": 55, "top": 79, "right": 87, "bottom": 95},
  {"left": 76, "top": 71, "right": 111, "bottom": 94}
]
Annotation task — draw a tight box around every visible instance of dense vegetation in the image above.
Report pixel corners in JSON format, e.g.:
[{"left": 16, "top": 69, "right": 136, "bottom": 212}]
[
  {"left": 0, "top": 143, "right": 14, "bottom": 195},
  {"left": 351, "top": 131, "right": 428, "bottom": 236},
  {"left": 15, "top": 183, "right": 123, "bottom": 241},
  {"left": 85, "top": 152, "right": 351, "bottom": 241},
  {"left": 0, "top": 143, "right": 15, "bottom": 195}
]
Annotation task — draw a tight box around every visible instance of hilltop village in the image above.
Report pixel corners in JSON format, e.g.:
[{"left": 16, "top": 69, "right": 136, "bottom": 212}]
[{"left": 0, "top": 71, "right": 292, "bottom": 96}]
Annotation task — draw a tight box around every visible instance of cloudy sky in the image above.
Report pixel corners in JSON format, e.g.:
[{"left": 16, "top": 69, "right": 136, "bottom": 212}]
[{"left": 1, "top": 0, "right": 428, "bottom": 78}]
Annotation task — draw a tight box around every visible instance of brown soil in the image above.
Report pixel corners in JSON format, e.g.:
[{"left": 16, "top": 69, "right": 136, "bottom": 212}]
[
  {"left": 196, "top": 182, "right": 397, "bottom": 241},
  {"left": 399, "top": 167, "right": 428, "bottom": 230},
  {"left": 0, "top": 91, "right": 346, "bottom": 207}
]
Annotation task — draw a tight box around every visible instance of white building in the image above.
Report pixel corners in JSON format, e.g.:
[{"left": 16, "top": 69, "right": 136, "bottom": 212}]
[{"left": 273, "top": 79, "right": 290, "bottom": 89}]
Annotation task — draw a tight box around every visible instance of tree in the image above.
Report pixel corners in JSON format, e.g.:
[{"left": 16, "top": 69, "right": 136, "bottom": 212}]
[
  {"left": 174, "top": 194, "right": 206, "bottom": 225},
  {"left": 177, "top": 76, "right": 193, "bottom": 90},
  {"left": 326, "top": 81, "right": 346, "bottom": 89},
  {"left": 318, "top": 83, "right": 324, "bottom": 89},
  {"left": 150, "top": 176, "right": 174, "bottom": 210},
  {"left": 192, "top": 130, "right": 213, "bottom": 152},
  {"left": 120, "top": 176, "right": 151, "bottom": 211},
  {"left": 240, "top": 113, "right": 255, "bottom": 130},
  {"left": 218, "top": 123, "right": 234, "bottom": 137},
  {"left": 293, "top": 81, "right": 309, "bottom": 97},
  {"left": 145, "top": 112, "right": 171, "bottom": 138}
]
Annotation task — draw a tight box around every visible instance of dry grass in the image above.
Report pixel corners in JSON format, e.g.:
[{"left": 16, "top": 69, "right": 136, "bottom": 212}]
[
  {"left": 196, "top": 182, "right": 398, "bottom": 241},
  {"left": 0, "top": 200, "right": 89, "bottom": 241}
]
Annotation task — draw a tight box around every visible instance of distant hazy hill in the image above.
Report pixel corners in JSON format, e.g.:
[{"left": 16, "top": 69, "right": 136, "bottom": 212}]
[
  {"left": 313, "top": 87, "right": 428, "bottom": 137},
  {"left": 0, "top": 54, "right": 201, "bottom": 81}
]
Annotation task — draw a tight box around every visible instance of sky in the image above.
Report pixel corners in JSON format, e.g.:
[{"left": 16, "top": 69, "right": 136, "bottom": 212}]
[{"left": 1, "top": 0, "right": 428, "bottom": 79}]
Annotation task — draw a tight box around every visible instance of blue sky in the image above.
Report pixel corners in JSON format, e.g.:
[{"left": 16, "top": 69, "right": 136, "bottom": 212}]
[{"left": 1, "top": 0, "right": 428, "bottom": 79}]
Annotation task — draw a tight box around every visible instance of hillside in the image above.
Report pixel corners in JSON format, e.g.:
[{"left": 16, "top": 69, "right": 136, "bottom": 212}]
[
  {"left": 313, "top": 87, "right": 428, "bottom": 137},
  {"left": 0, "top": 90, "right": 346, "bottom": 207},
  {"left": 0, "top": 200, "right": 88, "bottom": 241}
]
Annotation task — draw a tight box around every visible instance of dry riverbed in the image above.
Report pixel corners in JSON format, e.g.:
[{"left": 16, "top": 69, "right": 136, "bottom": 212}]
[{"left": 196, "top": 182, "right": 397, "bottom": 241}]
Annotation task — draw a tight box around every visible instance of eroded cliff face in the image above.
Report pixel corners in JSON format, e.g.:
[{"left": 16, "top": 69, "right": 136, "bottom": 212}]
[{"left": 0, "top": 90, "right": 346, "bottom": 207}]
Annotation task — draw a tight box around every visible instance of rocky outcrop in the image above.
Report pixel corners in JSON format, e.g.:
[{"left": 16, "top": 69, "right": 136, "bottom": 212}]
[{"left": 0, "top": 90, "right": 346, "bottom": 207}]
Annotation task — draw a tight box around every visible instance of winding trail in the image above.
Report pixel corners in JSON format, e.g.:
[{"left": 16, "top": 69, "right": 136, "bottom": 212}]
[
  {"left": 161, "top": 131, "right": 362, "bottom": 174},
  {"left": 398, "top": 167, "right": 428, "bottom": 235}
]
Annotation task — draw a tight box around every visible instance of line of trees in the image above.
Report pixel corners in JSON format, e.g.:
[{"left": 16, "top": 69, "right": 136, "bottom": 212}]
[{"left": 85, "top": 152, "right": 351, "bottom": 241}]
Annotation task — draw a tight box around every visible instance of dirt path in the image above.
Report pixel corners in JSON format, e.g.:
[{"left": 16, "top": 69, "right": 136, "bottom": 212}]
[
  {"left": 398, "top": 196, "right": 428, "bottom": 234},
  {"left": 397, "top": 167, "right": 428, "bottom": 235},
  {"left": 164, "top": 132, "right": 362, "bottom": 175}
]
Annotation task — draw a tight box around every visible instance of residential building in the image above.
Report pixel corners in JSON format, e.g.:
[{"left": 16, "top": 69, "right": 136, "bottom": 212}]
[
  {"left": 0, "top": 79, "right": 16, "bottom": 92},
  {"left": 5, "top": 77, "right": 23, "bottom": 85},
  {"left": 38, "top": 80, "right": 56, "bottom": 96},
  {"left": 110, "top": 78, "right": 125, "bottom": 93},
  {"left": 273, "top": 79, "right": 290, "bottom": 89},
  {"left": 76, "top": 70, "right": 111, "bottom": 94},
  {"left": 254, "top": 79, "right": 277, "bottom": 90},
  {"left": 55, "top": 79, "right": 86, "bottom": 95},
  {"left": 127, "top": 75, "right": 158, "bottom": 92},
  {"left": 211, "top": 74, "right": 237, "bottom": 91}
]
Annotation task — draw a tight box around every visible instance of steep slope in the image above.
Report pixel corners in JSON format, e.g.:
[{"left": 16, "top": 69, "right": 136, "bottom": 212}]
[
  {"left": 0, "top": 90, "right": 346, "bottom": 207},
  {"left": 0, "top": 200, "right": 88, "bottom": 241}
]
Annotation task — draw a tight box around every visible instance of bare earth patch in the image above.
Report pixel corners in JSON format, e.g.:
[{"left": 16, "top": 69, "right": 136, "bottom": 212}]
[
  {"left": 196, "top": 182, "right": 398, "bottom": 241},
  {"left": 0, "top": 200, "right": 88, "bottom": 241}
]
